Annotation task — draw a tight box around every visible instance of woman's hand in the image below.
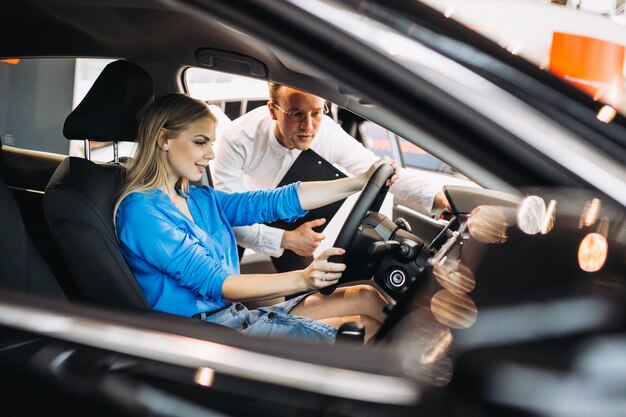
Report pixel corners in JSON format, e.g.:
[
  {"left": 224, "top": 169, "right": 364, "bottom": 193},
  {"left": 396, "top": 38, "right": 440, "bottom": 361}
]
[
  {"left": 300, "top": 247, "right": 347, "bottom": 291},
  {"left": 363, "top": 156, "right": 399, "bottom": 187},
  {"left": 297, "top": 157, "right": 399, "bottom": 211}
]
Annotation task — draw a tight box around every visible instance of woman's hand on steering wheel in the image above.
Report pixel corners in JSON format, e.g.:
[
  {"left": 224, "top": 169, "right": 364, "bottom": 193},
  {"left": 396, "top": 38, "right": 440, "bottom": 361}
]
[
  {"left": 319, "top": 161, "right": 396, "bottom": 295},
  {"left": 364, "top": 156, "right": 399, "bottom": 187},
  {"left": 301, "top": 247, "right": 347, "bottom": 291}
]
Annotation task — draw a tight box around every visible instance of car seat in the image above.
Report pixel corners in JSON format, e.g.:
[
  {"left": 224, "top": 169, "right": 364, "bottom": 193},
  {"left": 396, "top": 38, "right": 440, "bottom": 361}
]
[
  {"left": 0, "top": 175, "right": 66, "bottom": 299},
  {"left": 44, "top": 60, "right": 154, "bottom": 309}
]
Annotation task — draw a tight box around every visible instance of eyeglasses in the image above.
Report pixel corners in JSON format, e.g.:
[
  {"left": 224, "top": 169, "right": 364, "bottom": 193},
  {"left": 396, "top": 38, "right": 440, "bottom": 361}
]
[{"left": 271, "top": 102, "right": 329, "bottom": 122}]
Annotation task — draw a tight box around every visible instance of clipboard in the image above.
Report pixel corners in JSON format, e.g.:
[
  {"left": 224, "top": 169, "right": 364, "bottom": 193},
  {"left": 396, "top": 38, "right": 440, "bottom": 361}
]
[{"left": 266, "top": 149, "right": 347, "bottom": 232}]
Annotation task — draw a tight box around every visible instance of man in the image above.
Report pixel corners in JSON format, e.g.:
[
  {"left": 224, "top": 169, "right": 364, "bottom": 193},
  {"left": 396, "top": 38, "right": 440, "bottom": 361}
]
[{"left": 214, "top": 83, "right": 450, "bottom": 272}]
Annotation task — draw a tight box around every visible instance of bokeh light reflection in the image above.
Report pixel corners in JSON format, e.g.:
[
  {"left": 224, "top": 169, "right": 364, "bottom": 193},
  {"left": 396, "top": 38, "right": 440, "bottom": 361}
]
[
  {"left": 421, "top": 328, "right": 453, "bottom": 364},
  {"left": 596, "top": 105, "right": 617, "bottom": 123},
  {"left": 517, "top": 196, "right": 546, "bottom": 235},
  {"left": 433, "top": 256, "right": 475, "bottom": 293},
  {"left": 597, "top": 216, "right": 609, "bottom": 238},
  {"left": 428, "top": 357, "right": 454, "bottom": 387},
  {"left": 431, "top": 290, "right": 478, "bottom": 329},
  {"left": 194, "top": 367, "right": 215, "bottom": 387},
  {"left": 578, "top": 233, "right": 608, "bottom": 272},
  {"left": 579, "top": 198, "right": 601, "bottom": 229},
  {"left": 402, "top": 351, "right": 453, "bottom": 387},
  {"left": 396, "top": 311, "right": 455, "bottom": 386},
  {"left": 541, "top": 199, "right": 557, "bottom": 234},
  {"left": 468, "top": 205, "right": 508, "bottom": 244}
]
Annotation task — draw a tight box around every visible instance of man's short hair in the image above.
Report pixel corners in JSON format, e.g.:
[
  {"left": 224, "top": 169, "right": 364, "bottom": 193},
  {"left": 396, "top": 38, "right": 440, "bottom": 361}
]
[{"left": 268, "top": 82, "right": 283, "bottom": 105}]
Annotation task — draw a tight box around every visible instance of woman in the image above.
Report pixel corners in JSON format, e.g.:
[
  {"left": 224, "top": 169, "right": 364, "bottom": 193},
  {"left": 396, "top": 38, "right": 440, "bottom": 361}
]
[{"left": 115, "top": 93, "right": 395, "bottom": 343}]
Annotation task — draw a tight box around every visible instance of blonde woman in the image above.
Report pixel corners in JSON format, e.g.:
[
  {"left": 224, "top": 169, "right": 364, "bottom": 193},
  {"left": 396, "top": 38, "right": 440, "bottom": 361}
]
[{"left": 115, "top": 93, "right": 395, "bottom": 343}]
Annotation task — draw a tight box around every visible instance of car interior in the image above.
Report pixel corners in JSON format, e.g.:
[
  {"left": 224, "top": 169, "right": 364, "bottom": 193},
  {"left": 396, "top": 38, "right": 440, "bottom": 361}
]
[
  {"left": 1, "top": 1, "right": 625, "bottom": 416},
  {"left": 0, "top": 175, "right": 66, "bottom": 300},
  {"left": 0, "top": 18, "right": 449, "bottom": 365}
]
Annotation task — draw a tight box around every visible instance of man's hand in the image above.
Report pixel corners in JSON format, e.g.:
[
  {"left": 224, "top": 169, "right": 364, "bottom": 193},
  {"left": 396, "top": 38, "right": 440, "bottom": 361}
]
[
  {"left": 433, "top": 191, "right": 452, "bottom": 212},
  {"left": 281, "top": 218, "right": 326, "bottom": 256}
]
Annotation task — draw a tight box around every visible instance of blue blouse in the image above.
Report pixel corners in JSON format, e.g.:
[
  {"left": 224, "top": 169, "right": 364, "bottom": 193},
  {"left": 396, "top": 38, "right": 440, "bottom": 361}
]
[{"left": 116, "top": 183, "right": 306, "bottom": 317}]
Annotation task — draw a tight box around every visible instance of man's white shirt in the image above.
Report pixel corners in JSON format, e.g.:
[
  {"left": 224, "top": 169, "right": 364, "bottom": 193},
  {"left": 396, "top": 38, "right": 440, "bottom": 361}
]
[{"left": 213, "top": 106, "right": 439, "bottom": 257}]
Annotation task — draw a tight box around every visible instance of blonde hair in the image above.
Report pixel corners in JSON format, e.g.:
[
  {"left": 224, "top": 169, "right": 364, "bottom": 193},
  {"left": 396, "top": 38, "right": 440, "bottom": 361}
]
[{"left": 113, "top": 93, "right": 217, "bottom": 226}]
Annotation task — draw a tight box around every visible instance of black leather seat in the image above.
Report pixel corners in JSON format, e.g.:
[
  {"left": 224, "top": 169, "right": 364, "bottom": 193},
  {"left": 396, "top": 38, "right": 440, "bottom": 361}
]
[
  {"left": 44, "top": 60, "right": 154, "bottom": 309},
  {"left": 0, "top": 176, "right": 66, "bottom": 300}
]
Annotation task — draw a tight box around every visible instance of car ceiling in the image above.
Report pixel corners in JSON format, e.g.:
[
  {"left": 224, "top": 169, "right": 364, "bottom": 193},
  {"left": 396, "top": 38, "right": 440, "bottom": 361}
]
[
  {"left": 1, "top": 0, "right": 350, "bottom": 105},
  {"left": 3, "top": 0, "right": 496, "bottom": 188},
  {"left": 5, "top": 0, "right": 624, "bottom": 193}
]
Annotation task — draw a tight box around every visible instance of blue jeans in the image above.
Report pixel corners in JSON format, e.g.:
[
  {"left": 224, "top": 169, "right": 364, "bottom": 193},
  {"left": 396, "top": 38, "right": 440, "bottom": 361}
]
[{"left": 200, "top": 293, "right": 337, "bottom": 343}]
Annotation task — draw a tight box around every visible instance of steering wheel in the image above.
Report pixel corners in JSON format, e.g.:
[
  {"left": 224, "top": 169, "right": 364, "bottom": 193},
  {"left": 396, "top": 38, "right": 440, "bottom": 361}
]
[{"left": 321, "top": 163, "right": 395, "bottom": 295}]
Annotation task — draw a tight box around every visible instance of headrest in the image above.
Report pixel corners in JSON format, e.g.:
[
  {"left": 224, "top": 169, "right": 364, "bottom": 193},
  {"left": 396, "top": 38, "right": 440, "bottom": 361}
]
[{"left": 63, "top": 60, "right": 154, "bottom": 142}]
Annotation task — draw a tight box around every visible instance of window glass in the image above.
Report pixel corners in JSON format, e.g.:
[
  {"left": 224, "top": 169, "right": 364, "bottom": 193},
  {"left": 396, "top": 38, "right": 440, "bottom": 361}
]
[
  {"left": 398, "top": 137, "right": 453, "bottom": 174},
  {"left": 185, "top": 68, "right": 269, "bottom": 175},
  {"left": 73, "top": 59, "right": 114, "bottom": 108},
  {"left": 360, "top": 120, "right": 397, "bottom": 160},
  {"left": 0, "top": 58, "right": 76, "bottom": 154},
  {"left": 360, "top": 119, "right": 458, "bottom": 175},
  {"left": 0, "top": 58, "right": 118, "bottom": 158},
  {"left": 185, "top": 68, "right": 268, "bottom": 119}
]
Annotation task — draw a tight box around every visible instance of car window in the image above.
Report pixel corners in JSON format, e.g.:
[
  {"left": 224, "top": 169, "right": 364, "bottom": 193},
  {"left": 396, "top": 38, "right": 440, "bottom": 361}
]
[
  {"left": 1, "top": 58, "right": 75, "bottom": 154},
  {"left": 398, "top": 137, "right": 454, "bottom": 174},
  {"left": 360, "top": 119, "right": 456, "bottom": 174},
  {"left": 359, "top": 120, "right": 397, "bottom": 160},
  {"left": 185, "top": 67, "right": 268, "bottom": 120},
  {"left": 0, "top": 58, "right": 118, "bottom": 158}
]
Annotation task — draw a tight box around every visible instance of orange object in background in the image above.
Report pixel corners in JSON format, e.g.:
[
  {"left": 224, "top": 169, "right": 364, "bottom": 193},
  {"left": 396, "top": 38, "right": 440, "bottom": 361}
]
[
  {"left": 549, "top": 32, "right": 624, "bottom": 110},
  {"left": 0, "top": 59, "right": 20, "bottom": 65}
]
